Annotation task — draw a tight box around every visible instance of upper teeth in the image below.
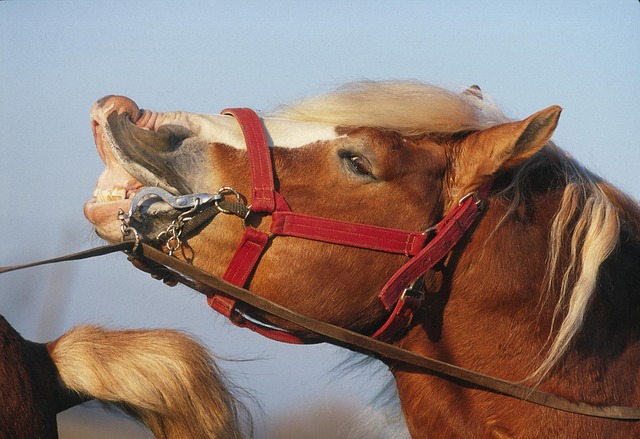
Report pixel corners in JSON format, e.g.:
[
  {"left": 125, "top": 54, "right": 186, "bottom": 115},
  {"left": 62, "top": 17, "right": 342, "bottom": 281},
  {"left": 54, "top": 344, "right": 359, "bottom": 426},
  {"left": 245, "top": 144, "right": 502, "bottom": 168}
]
[{"left": 94, "top": 187, "right": 126, "bottom": 202}]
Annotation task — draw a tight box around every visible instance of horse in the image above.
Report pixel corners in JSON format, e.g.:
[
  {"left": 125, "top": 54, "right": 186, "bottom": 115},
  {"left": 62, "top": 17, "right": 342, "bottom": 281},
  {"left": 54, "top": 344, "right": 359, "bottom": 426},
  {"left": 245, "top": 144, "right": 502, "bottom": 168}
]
[
  {"left": 0, "top": 313, "right": 245, "bottom": 438},
  {"left": 83, "top": 80, "right": 640, "bottom": 437}
]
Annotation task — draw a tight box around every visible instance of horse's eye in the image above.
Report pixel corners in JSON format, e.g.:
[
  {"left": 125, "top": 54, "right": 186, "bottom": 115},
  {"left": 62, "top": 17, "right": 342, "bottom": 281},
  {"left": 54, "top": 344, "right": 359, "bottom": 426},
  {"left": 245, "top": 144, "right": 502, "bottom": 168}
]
[{"left": 348, "top": 155, "right": 372, "bottom": 176}]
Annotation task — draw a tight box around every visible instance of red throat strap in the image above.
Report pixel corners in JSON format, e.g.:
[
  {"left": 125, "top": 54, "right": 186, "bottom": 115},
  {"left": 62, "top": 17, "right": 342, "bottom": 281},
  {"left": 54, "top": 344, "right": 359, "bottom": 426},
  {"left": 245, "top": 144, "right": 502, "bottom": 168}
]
[{"left": 370, "top": 185, "right": 490, "bottom": 340}]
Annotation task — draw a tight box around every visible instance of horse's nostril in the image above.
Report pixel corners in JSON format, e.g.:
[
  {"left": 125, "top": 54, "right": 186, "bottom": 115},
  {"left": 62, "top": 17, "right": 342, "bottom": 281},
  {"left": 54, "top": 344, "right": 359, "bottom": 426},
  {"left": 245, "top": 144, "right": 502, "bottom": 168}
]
[{"left": 91, "top": 95, "right": 143, "bottom": 128}]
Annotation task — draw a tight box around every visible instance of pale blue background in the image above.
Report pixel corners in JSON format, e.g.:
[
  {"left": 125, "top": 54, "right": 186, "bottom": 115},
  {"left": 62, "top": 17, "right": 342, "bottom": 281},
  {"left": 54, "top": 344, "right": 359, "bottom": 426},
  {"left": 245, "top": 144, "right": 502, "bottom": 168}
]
[{"left": 1, "top": 1, "right": 638, "bottom": 438}]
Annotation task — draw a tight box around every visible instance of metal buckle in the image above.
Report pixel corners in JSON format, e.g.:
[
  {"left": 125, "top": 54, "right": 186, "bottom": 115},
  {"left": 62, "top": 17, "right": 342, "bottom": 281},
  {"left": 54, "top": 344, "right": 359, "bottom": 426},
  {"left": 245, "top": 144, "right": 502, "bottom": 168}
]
[
  {"left": 400, "top": 276, "right": 426, "bottom": 302},
  {"left": 458, "top": 190, "right": 479, "bottom": 205},
  {"left": 423, "top": 225, "right": 438, "bottom": 235},
  {"left": 400, "top": 286, "right": 425, "bottom": 302},
  {"left": 215, "top": 187, "right": 248, "bottom": 216},
  {"left": 458, "top": 190, "right": 483, "bottom": 209}
]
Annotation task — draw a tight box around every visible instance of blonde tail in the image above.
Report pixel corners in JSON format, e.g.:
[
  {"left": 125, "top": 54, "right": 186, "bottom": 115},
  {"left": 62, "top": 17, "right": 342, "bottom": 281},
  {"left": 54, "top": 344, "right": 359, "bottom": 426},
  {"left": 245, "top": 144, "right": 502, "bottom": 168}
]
[{"left": 49, "top": 325, "right": 247, "bottom": 439}]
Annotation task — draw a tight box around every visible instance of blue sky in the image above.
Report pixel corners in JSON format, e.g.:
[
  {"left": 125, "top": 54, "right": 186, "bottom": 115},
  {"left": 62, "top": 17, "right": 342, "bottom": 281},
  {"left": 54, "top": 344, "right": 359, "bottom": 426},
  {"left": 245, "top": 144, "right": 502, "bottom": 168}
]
[{"left": 1, "top": 1, "right": 638, "bottom": 437}]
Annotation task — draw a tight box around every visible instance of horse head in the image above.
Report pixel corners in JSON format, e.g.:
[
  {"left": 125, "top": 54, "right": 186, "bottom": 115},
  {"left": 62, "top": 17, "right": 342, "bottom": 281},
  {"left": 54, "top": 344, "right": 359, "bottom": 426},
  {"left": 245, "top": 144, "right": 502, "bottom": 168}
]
[{"left": 85, "top": 82, "right": 560, "bottom": 335}]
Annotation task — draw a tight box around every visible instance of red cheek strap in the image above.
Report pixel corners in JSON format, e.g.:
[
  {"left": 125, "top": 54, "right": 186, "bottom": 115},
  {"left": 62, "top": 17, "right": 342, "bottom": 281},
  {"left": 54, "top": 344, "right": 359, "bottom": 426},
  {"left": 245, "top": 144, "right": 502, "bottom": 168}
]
[{"left": 221, "top": 108, "right": 276, "bottom": 214}]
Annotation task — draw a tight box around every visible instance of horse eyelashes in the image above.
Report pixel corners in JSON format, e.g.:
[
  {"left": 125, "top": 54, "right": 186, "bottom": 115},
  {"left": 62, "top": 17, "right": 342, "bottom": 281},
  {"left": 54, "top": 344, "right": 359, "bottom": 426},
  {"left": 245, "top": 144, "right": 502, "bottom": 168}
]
[{"left": 349, "top": 155, "right": 373, "bottom": 176}]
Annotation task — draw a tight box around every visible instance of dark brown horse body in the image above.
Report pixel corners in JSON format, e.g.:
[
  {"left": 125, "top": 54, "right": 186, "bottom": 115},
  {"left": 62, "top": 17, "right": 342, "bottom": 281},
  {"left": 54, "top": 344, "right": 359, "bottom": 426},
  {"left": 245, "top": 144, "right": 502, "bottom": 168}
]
[
  {"left": 0, "top": 315, "right": 70, "bottom": 438},
  {"left": 0, "top": 314, "right": 245, "bottom": 438},
  {"left": 11, "top": 80, "right": 638, "bottom": 437}
]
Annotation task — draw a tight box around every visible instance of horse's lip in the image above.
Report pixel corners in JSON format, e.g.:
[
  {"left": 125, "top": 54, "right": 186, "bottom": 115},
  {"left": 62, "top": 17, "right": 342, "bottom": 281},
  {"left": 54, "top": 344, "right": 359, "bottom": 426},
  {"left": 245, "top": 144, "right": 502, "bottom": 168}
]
[
  {"left": 89, "top": 118, "right": 145, "bottom": 195},
  {"left": 83, "top": 175, "right": 145, "bottom": 227},
  {"left": 86, "top": 96, "right": 187, "bottom": 241},
  {"left": 86, "top": 101, "right": 150, "bottom": 228},
  {"left": 83, "top": 197, "right": 132, "bottom": 227}
]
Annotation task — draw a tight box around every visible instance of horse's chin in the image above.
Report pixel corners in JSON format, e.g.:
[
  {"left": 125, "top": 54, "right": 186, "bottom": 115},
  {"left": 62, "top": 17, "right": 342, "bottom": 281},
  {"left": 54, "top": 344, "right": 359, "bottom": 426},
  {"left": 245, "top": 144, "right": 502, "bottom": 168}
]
[{"left": 84, "top": 198, "right": 132, "bottom": 243}]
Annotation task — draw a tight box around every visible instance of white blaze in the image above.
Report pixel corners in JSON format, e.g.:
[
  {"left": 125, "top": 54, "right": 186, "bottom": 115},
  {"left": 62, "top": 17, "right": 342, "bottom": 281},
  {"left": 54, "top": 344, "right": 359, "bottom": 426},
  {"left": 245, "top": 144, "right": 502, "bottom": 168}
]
[{"left": 190, "top": 113, "right": 340, "bottom": 149}]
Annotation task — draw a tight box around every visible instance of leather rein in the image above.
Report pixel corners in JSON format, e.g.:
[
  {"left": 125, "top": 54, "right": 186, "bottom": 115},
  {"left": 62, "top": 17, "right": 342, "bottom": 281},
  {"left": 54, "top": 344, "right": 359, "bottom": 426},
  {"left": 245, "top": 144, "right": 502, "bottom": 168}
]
[{"left": 2, "top": 108, "right": 639, "bottom": 420}]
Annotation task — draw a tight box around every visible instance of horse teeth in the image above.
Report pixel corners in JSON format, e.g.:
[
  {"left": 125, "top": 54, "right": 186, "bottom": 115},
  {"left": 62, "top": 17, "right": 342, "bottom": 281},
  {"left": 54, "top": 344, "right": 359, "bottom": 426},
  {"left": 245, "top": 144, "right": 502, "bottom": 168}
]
[
  {"left": 95, "top": 187, "right": 126, "bottom": 202},
  {"left": 126, "top": 188, "right": 141, "bottom": 200}
]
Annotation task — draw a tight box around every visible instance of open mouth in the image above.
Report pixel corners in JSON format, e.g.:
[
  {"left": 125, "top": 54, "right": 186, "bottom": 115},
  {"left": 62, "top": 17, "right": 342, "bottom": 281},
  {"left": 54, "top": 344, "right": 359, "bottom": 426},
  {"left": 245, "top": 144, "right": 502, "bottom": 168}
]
[{"left": 84, "top": 96, "right": 162, "bottom": 239}]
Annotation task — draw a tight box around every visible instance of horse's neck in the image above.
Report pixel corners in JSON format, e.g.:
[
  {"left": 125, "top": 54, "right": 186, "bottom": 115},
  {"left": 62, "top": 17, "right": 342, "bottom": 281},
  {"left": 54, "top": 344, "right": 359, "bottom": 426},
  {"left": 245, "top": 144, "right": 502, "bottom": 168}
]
[
  {"left": 405, "top": 188, "right": 561, "bottom": 369},
  {"left": 392, "top": 183, "right": 640, "bottom": 437},
  {"left": 392, "top": 192, "right": 557, "bottom": 436}
]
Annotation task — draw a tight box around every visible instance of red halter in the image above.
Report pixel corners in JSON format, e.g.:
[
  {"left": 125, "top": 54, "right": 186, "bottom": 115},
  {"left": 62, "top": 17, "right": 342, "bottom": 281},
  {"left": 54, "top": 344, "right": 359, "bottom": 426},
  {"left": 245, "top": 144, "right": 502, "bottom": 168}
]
[{"left": 207, "top": 108, "right": 491, "bottom": 343}]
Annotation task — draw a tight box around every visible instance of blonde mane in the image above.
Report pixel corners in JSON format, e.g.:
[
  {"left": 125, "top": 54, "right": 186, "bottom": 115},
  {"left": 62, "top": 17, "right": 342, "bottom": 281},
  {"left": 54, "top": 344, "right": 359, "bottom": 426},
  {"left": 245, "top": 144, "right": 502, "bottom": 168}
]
[
  {"left": 276, "top": 80, "right": 507, "bottom": 136},
  {"left": 503, "top": 147, "right": 623, "bottom": 380},
  {"left": 279, "top": 81, "right": 635, "bottom": 380}
]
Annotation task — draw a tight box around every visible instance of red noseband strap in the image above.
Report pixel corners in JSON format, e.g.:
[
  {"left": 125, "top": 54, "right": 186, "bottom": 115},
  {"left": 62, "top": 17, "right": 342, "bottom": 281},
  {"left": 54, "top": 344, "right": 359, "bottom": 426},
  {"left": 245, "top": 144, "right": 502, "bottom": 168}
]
[
  {"left": 208, "top": 109, "right": 302, "bottom": 344},
  {"left": 207, "top": 108, "right": 490, "bottom": 343}
]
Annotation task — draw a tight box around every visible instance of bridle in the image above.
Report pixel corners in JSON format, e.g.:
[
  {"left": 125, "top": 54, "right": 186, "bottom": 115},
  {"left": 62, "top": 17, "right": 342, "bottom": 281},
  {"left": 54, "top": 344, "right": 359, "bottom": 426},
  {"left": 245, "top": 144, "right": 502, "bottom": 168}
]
[
  {"left": 2, "top": 108, "right": 639, "bottom": 420},
  {"left": 198, "top": 108, "right": 491, "bottom": 344}
]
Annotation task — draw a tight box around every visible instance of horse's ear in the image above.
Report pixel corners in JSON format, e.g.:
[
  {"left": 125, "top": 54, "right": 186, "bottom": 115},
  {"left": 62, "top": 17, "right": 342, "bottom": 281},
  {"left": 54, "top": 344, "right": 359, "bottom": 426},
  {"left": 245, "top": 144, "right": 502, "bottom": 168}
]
[
  {"left": 463, "top": 85, "right": 483, "bottom": 100},
  {"left": 452, "top": 105, "right": 562, "bottom": 196}
]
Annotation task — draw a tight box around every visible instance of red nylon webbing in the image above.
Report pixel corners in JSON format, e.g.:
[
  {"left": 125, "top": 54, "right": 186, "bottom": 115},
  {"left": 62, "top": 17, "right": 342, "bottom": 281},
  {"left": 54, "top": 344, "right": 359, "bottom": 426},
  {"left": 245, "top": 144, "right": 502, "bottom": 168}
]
[
  {"left": 211, "top": 109, "right": 307, "bottom": 343},
  {"left": 222, "top": 108, "right": 276, "bottom": 213},
  {"left": 207, "top": 228, "right": 269, "bottom": 316},
  {"left": 371, "top": 294, "right": 422, "bottom": 340},
  {"left": 371, "top": 185, "right": 490, "bottom": 340},
  {"left": 214, "top": 107, "right": 490, "bottom": 343},
  {"left": 270, "top": 212, "right": 429, "bottom": 256},
  {"left": 377, "top": 187, "right": 488, "bottom": 310}
]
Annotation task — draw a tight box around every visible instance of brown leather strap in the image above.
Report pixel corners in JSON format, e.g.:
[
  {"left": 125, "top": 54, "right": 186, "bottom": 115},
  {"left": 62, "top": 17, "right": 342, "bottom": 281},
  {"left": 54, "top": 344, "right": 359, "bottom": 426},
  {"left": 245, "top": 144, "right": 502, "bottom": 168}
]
[
  {"left": 134, "top": 243, "right": 640, "bottom": 421},
  {"left": 0, "top": 242, "right": 135, "bottom": 274},
  {"left": 2, "top": 242, "right": 640, "bottom": 420}
]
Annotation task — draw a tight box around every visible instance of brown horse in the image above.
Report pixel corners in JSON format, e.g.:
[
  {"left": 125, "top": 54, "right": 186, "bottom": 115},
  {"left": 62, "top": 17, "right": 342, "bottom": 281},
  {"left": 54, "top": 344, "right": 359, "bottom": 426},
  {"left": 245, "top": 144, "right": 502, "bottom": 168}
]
[
  {"left": 84, "top": 81, "right": 640, "bottom": 437},
  {"left": 0, "top": 314, "right": 245, "bottom": 438}
]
